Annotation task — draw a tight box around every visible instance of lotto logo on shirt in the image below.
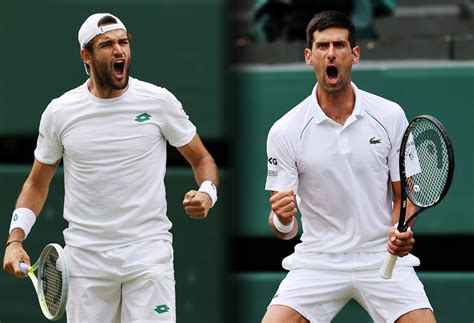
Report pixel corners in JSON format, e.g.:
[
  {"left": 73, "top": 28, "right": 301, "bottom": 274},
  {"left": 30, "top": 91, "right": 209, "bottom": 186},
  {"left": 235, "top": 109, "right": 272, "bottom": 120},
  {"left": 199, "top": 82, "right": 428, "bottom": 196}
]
[
  {"left": 135, "top": 112, "right": 151, "bottom": 122},
  {"left": 154, "top": 304, "right": 170, "bottom": 314}
]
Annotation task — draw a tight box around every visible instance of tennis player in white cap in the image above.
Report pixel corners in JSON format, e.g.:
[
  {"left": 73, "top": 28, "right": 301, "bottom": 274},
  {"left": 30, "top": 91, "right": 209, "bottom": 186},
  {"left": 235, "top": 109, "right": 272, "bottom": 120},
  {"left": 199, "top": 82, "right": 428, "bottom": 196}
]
[{"left": 4, "top": 13, "right": 219, "bottom": 322}]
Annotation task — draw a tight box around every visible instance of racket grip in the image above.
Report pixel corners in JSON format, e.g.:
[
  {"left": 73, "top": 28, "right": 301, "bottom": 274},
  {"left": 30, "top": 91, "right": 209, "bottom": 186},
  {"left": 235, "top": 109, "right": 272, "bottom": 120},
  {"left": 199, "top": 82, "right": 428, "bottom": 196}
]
[
  {"left": 19, "top": 262, "right": 29, "bottom": 274},
  {"left": 379, "top": 253, "right": 398, "bottom": 279}
]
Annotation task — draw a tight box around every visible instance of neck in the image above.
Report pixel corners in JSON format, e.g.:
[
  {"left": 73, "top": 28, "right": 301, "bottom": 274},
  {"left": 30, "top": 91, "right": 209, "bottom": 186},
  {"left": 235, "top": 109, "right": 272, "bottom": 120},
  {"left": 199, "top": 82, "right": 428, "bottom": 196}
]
[{"left": 316, "top": 83, "right": 355, "bottom": 125}]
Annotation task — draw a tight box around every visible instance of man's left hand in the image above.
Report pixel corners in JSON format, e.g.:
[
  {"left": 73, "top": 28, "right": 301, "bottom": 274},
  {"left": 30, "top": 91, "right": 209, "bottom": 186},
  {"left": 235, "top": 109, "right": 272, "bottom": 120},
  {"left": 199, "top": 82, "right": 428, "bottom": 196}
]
[
  {"left": 387, "top": 226, "right": 415, "bottom": 257},
  {"left": 182, "top": 190, "right": 212, "bottom": 219}
]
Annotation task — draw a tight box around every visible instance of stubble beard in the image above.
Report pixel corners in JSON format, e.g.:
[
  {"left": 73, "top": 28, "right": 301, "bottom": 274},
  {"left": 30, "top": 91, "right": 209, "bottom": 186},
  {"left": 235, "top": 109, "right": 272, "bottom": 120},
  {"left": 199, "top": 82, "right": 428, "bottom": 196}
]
[
  {"left": 92, "top": 57, "right": 131, "bottom": 90},
  {"left": 319, "top": 72, "right": 351, "bottom": 96}
]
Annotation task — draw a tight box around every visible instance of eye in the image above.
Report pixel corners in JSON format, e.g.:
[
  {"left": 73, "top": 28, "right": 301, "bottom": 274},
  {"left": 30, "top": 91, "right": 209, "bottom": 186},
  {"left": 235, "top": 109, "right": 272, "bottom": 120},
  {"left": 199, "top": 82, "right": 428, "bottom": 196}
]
[{"left": 100, "top": 42, "right": 113, "bottom": 48}]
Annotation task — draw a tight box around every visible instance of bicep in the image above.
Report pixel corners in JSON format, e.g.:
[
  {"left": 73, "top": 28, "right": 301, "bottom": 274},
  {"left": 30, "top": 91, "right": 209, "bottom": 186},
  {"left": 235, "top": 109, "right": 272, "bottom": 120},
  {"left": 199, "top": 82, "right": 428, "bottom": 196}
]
[
  {"left": 176, "top": 133, "right": 212, "bottom": 167},
  {"left": 26, "top": 159, "right": 58, "bottom": 188},
  {"left": 266, "top": 132, "right": 298, "bottom": 192}
]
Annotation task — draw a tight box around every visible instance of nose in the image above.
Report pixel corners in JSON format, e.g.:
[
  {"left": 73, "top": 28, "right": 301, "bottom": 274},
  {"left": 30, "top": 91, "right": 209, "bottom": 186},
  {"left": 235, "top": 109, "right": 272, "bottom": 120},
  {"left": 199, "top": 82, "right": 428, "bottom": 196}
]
[
  {"left": 112, "top": 42, "right": 125, "bottom": 56},
  {"left": 327, "top": 44, "right": 336, "bottom": 61}
]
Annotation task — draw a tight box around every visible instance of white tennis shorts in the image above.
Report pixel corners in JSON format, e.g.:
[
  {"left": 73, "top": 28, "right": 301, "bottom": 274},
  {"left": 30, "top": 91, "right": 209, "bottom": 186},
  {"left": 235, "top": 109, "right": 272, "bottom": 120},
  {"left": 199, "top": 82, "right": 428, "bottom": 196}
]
[
  {"left": 64, "top": 239, "right": 175, "bottom": 323},
  {"left": 269, "top": 266, "right": 433, "bottom": 323}
]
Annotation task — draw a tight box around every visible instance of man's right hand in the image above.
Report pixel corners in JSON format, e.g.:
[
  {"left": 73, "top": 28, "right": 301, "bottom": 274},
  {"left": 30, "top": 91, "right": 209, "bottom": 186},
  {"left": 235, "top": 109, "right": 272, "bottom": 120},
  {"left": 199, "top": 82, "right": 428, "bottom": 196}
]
[
  {"left": 269, "top": 190, "right": 297, "bottom": 225},
  {"left": 3, "top": 241, "right": 30, "bottom": 278}
]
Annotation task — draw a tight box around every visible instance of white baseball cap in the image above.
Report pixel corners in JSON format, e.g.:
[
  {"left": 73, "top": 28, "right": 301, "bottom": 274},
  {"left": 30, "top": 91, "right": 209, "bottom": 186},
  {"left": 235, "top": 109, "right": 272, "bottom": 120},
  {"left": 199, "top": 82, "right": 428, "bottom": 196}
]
[{"left": 78, "top": 13, "right": 127, "bottom": 48}]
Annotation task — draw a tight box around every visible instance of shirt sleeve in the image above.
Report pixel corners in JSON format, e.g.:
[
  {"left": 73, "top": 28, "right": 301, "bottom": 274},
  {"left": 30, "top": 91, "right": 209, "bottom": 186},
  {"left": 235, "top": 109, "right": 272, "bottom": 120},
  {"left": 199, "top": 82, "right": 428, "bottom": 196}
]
[
  {"left": 388, "top": 106, "right": 409, "bottom": 182},
  {"left": 160, "top": 89, "right": 197, "bottom": 147},
  {"left": 265, "top": 123, "right": 298, "bottom": 192},
  {"left": 34, "top": 106, "right": 63, "bottom": 164}
]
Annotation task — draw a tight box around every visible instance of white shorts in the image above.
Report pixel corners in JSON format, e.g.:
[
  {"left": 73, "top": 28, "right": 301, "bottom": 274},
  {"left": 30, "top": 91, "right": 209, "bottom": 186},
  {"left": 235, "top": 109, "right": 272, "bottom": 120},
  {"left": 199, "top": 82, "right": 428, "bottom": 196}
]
[
  {"left": 64, "top": 239, "right": 175, "bottom": 323},
  {"left": 269, "top": 267, "right": 433, "bottom": 323}
]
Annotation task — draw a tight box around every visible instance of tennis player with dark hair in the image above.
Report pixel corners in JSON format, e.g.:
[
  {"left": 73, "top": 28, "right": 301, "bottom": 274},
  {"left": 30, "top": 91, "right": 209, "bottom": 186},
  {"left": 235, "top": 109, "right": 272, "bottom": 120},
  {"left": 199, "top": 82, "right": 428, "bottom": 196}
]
[
  {"left": 3, "top": 13, "right": 218, "bottom": 322},
  {"left": 263, "top": 11, "right": 435, "bottom": 323}
]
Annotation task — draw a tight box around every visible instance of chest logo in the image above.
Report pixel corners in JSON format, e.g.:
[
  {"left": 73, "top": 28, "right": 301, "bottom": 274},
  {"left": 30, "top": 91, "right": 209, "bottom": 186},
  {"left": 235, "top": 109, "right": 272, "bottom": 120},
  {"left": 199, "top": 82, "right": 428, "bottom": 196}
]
[
  {"left": 154, "top": 304, "right": 170, "bottom": 314},
  {"left": 135, "top": 112, "right": 151, "bottom": 122},
  {"left": 369, "top": 137, "right": 382, "bottom": 145}
]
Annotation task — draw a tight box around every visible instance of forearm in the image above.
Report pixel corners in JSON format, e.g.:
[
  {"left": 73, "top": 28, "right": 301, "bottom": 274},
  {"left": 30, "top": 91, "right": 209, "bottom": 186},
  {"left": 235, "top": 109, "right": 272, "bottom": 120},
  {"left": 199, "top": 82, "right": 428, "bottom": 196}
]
[
  {"left": 182, "top": 154, "right": 218, "bottom": 219},
  {"left": 191, "top": 155, "right": 219, "bottom": 187},
  {"left": 391, "top": 199, "right": 417, "bottom": 229},
  {"left": 388, "top": 182, "right": 416, "bottom": 256},
  {"left": 7, "top": 181, "right": 49, "bottom": 240},
  {"left": 15, "top": 180, "right": 49, "bottom": 216},
  {"left": 7, "top": 180, "right": 49, "bottom": 240},
  {"left": 12, "top": 159, "right": 57, "bottom": 218},
  {"left": 4, "top": 160, "right": 55, "bottom": 278},
  {"left": 391, "top": 201, "right": 400, "bottom": 226},
  {"left": 405, "top": 200, "right": 417, "bottom": 229}
]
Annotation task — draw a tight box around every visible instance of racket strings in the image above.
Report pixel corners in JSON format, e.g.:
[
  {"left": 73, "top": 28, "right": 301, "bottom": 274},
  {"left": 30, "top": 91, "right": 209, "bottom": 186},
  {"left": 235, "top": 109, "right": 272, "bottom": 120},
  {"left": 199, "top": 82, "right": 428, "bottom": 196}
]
[
  {"left": 40, "top": 248, "right": 64, "bottom": 316},
  {"left": 404, "top": 119, "right": 450, "bottom": 207}
]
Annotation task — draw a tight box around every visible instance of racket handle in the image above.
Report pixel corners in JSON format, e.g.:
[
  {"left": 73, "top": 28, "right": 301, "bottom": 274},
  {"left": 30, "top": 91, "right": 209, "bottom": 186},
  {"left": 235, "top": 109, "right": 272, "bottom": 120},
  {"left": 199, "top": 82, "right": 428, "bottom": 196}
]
[
  {"left": 19, "top": 262, "right": 29, "bottom": 274},
  {"left": 379, "top": 253, "right": 398, "bottom": 279}
]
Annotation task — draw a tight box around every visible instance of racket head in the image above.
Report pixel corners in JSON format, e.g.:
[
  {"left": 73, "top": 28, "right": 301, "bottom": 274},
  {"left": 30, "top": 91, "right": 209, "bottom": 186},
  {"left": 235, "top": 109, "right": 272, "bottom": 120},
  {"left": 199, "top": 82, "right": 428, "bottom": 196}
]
[
  {"left": 399, "top": 115, "right": 455, "bottom": 228},
  {"left": 36, "top": 243, "right": 69, "bottom": 320}
]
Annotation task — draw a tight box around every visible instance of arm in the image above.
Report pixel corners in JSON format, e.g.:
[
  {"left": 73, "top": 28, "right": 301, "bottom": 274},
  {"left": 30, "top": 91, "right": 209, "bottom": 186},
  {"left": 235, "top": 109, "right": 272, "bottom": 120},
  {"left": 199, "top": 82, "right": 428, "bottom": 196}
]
[
  {"left": 387, "top": 181, "right": 416, "bottom": 257},
  {"left": 177, "top": 133, "right": 219, "bottom": 219},
  {"left": 268, "top": 191, "right": 298, "bottom": 240},
  {"left": 3, "top": 159, "right": 58, "bottom": 278}
]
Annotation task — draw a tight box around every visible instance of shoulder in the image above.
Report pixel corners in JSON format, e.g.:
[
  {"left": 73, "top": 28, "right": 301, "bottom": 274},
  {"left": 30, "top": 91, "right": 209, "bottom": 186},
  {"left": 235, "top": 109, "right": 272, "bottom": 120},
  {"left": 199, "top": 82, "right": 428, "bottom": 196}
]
[
  {"left": 269, "top": 95, "right": 314, "bottom": 141},
  {"left": 46, "top": 83, "right": 87, "bottom": 114},
  {"left": 359, "top": 88, "right": 405, "bottom": 118},
  {"left": 357, "top": 87, "right": 408, "bottom": 135},
  {"left": 130, "top": 77, "right": 177, "bottom": 103},
  {"left": 40, "top": 83, "right": 87, "bottom": 126}
]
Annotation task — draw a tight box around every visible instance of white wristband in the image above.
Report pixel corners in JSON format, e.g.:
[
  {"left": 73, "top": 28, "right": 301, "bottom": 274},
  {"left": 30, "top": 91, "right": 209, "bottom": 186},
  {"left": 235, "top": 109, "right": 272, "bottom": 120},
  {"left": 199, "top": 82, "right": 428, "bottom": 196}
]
[
  {"left": 9, "top": 208, "right": 36, "bottom": 239},
  {"left": 272, "top": 213, "right": 295, "bottom": 233},
  {"left": 199, "top": 180, "right": 217, "bottom": 207}
]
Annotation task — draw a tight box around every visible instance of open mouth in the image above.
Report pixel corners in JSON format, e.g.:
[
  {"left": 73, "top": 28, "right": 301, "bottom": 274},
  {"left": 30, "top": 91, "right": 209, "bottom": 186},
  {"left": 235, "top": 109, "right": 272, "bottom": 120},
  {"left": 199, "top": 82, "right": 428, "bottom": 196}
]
[
  {"left": 326, "top": 65, "right": 339, "bottom": 82},
  {"left": 113, "top": 60, "right": 125, "bottom": 77}
]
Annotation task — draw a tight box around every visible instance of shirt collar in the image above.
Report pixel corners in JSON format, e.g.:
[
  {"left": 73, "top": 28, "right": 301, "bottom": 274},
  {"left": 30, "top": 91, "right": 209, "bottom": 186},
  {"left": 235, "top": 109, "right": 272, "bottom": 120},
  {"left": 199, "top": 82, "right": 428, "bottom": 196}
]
[{"left": 310, "top": 82, "right": 363, "bottom": 124}]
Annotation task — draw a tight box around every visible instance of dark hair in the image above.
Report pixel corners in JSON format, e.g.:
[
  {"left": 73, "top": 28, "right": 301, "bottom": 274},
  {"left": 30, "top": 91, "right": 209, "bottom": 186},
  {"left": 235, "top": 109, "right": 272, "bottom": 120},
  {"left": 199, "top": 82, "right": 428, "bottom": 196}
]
[{"left": 305, "top": 11, "right": 356, "bottom": 49}]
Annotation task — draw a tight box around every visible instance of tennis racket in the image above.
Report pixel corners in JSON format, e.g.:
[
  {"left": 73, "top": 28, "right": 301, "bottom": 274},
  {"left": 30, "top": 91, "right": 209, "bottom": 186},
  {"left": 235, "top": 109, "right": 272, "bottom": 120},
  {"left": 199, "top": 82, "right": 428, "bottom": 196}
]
[
  {"left": 379, "top": 115, "right": 455, "bottom": 279},
  {"left": 20, "top": 243, "right": 69, "bottom": 320}
]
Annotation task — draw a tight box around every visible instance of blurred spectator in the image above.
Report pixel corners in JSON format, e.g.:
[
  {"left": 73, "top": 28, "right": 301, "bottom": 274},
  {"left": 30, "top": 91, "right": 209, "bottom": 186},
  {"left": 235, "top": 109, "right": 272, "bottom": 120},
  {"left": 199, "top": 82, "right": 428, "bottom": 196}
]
[{"left": 251, "top": 0, "right": 398, "bottom": 43}]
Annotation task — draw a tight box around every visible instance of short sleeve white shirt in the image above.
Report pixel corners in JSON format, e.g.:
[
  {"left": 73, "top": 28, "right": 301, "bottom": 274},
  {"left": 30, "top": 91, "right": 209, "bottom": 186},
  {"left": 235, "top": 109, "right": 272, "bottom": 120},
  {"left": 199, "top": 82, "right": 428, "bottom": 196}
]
[
  {"left": 266, "top": 83, "right": 419, "bottom": 270},
  {"left": 35, "top": 77, "right": 196, "bottom": 251}
]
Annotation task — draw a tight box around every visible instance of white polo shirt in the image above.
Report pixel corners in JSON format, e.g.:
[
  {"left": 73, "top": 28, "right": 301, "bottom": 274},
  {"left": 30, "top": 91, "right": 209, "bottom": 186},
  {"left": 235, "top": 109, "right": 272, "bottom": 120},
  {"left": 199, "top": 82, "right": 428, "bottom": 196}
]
[
  {"left": 266, "top": 82, "right": 420, "bottom": 270},
  {"left": 35, "top": 77, "right": 196, "bottom": 252}
]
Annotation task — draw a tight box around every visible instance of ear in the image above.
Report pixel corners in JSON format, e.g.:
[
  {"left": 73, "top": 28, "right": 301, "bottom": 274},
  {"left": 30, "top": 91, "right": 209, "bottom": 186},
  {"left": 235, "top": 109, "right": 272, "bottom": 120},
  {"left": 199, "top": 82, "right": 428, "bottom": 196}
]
[
  {"left": 304, "top": 48, "right": 312, "bottom": 65},
  {"left": 352, "top": 46, "right": 360, "bottom": 64},
  {"left": 80, "top": 48, "right": 92, "bottom": 66}
]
